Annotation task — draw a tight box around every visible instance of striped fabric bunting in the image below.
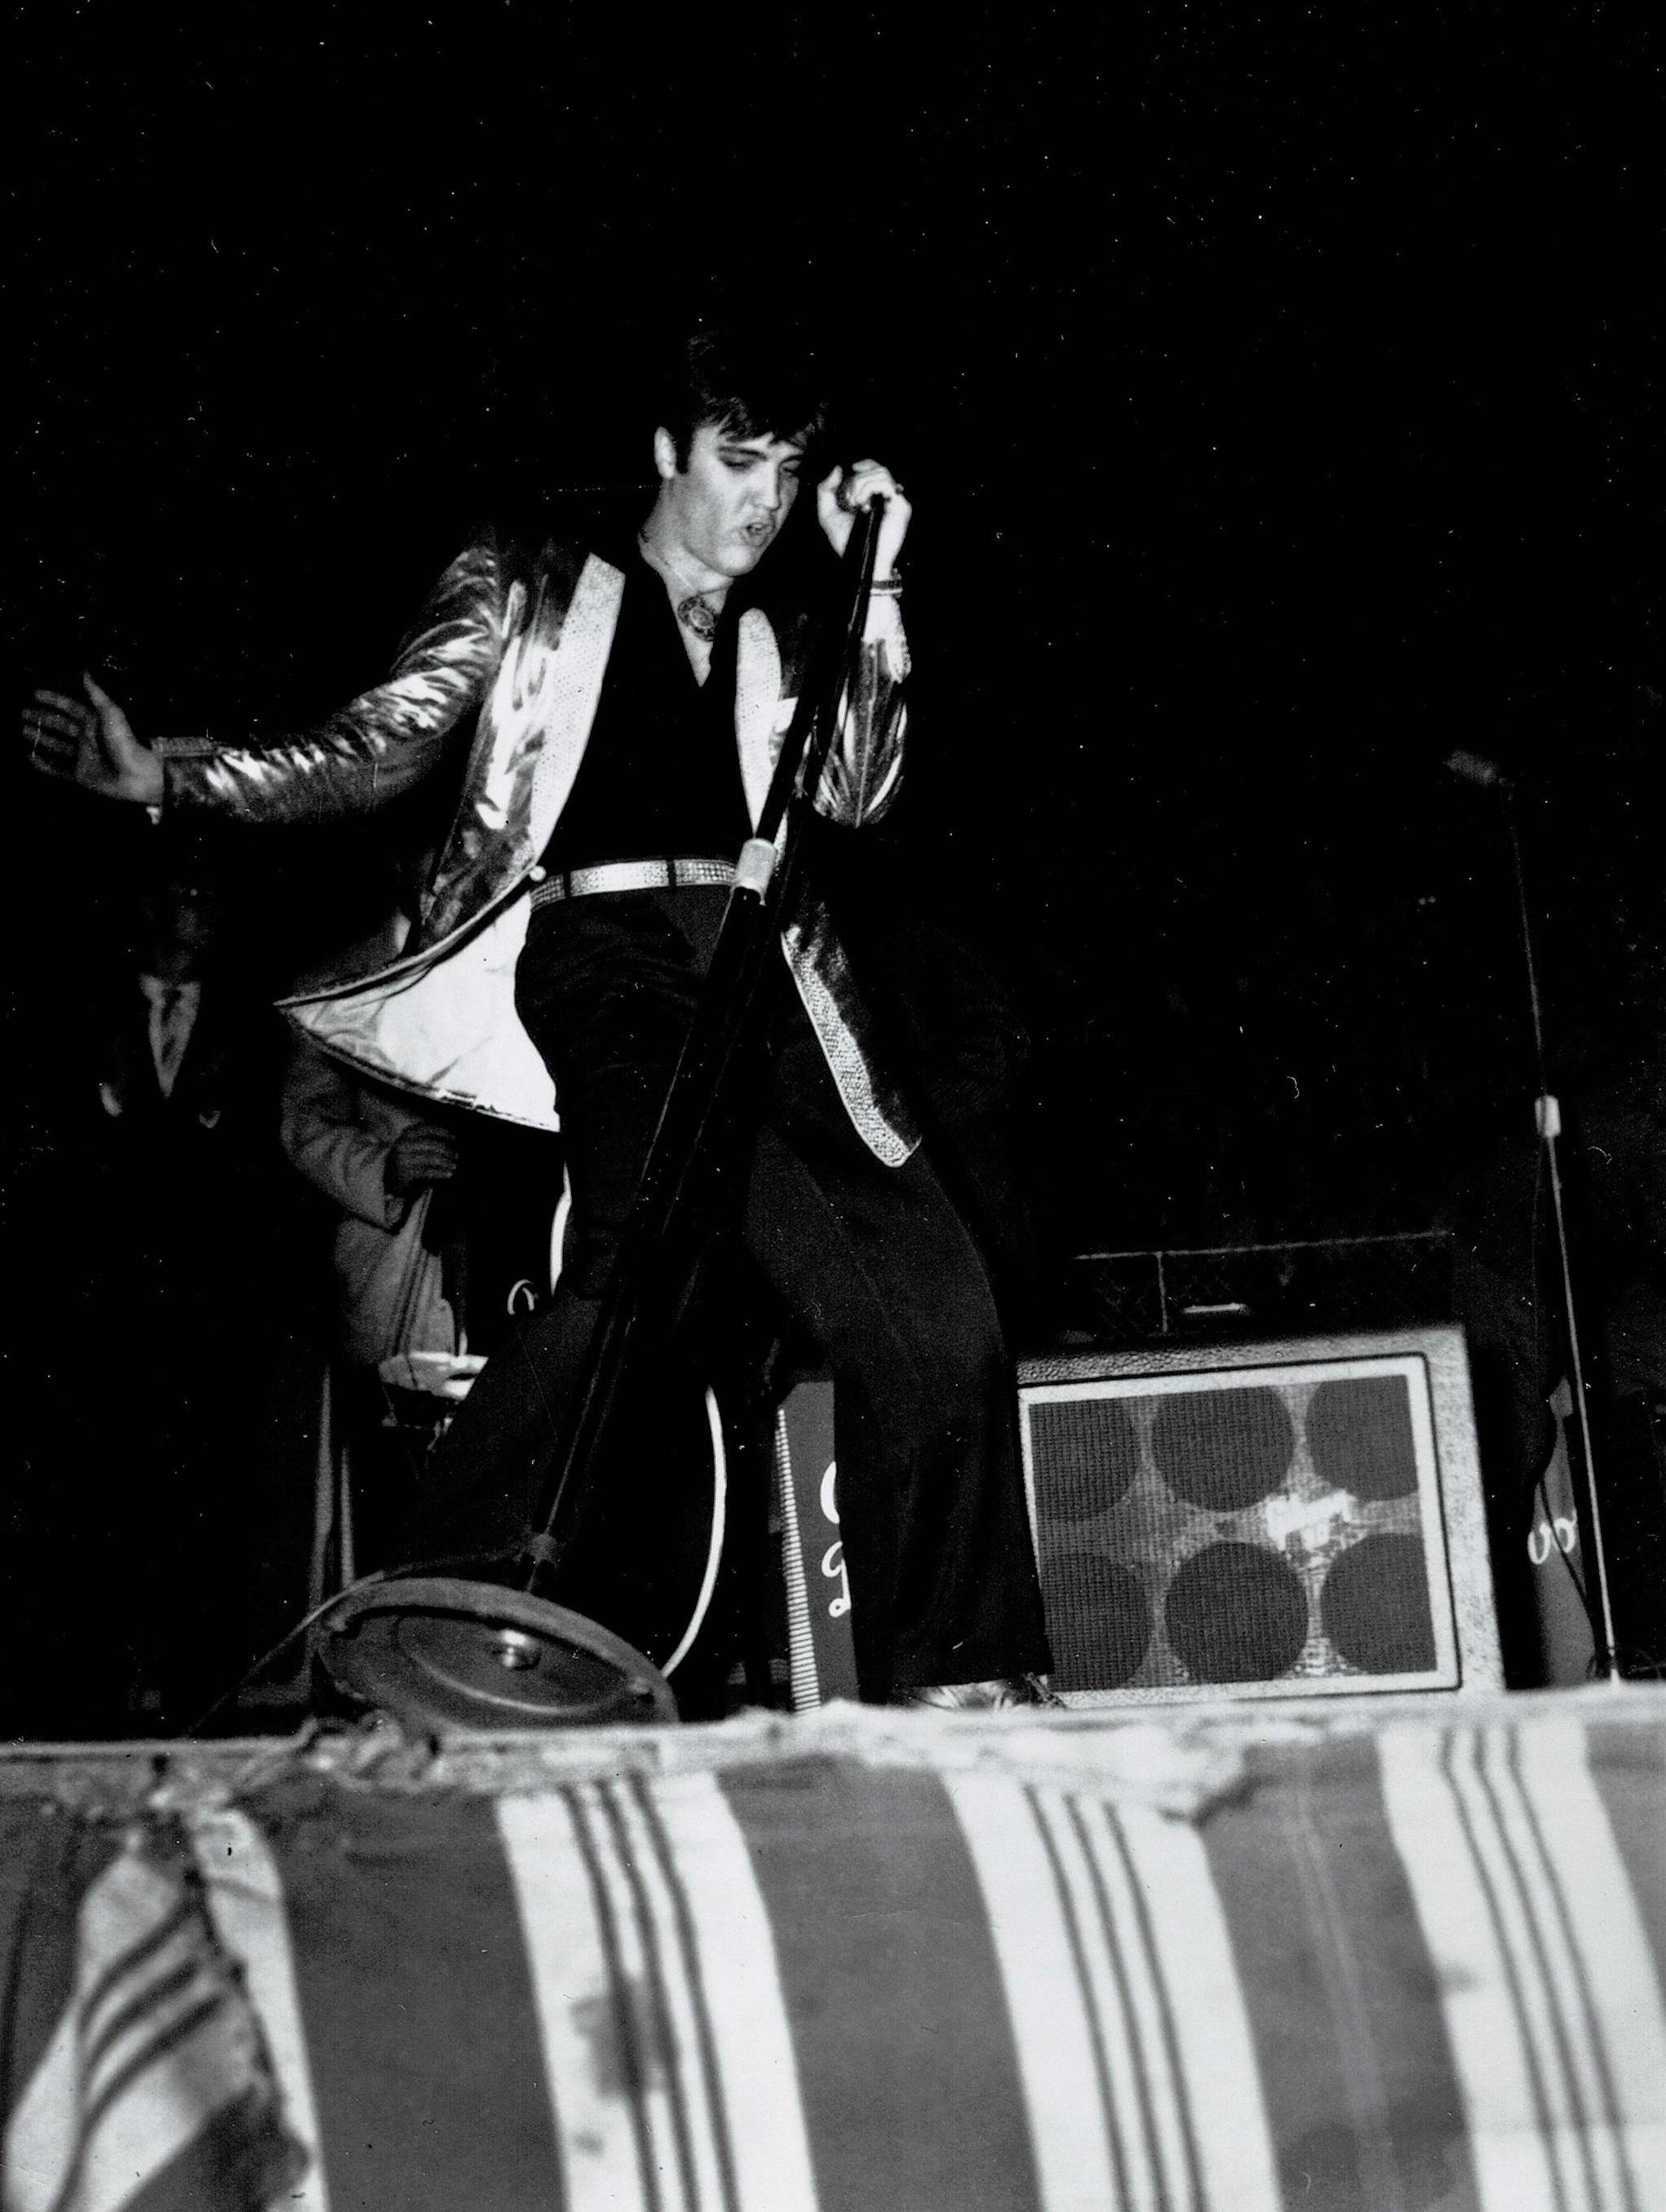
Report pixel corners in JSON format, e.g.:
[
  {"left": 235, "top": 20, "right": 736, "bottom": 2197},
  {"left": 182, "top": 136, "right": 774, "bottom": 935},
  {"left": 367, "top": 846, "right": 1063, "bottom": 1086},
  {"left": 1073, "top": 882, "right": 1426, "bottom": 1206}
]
[
  {"left": 499, "top": 1775, "right": 817, "bottom": 2212},
  {"left": 1380, "top": 1718, "right": 1666, "bottom": 2212},
  {"left": 1202, "top": 1729, "right": 1485, "bottom": 2210},
  {"left": 1, "top": 1813, "right": 303, "bottom": 2212},
  {"left": 5, "top": 1701, "right": 1663, "bottom": 2212},
  {"left": 949, "top": 1771, "right": 1282, "bottom": 2212}
]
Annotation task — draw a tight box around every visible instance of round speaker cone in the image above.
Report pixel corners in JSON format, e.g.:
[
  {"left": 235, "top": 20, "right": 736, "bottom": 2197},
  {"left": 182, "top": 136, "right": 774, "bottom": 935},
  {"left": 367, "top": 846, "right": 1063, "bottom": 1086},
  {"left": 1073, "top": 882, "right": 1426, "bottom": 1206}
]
[{"left": 319, "top": 1577, "right": 678, "bottom": 1731}]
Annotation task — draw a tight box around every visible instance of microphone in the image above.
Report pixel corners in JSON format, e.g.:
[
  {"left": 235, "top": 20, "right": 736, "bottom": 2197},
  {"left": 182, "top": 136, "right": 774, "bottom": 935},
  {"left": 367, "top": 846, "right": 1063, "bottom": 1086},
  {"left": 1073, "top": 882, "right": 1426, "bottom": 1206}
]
[{"left": 1444, "top": 748, "right": 1514, "bottom": 791}]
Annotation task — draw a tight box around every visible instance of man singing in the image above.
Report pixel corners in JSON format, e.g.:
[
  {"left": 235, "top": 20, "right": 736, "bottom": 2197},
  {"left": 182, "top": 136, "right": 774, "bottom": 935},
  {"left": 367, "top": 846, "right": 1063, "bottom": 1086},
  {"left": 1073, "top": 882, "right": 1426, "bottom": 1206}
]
[{"left": 25, "top": 329, "right": 1052, "bottom": 1707}]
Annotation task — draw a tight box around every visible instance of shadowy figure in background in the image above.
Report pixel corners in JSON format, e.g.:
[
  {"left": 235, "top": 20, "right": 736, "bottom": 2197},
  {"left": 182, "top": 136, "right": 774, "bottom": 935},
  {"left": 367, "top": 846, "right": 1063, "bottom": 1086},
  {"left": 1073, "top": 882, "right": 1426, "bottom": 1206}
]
[
  {"left": 280, "top": 1022, "right": 465, "bottom": 1372},
  {"left": 95, "top": 871, "right": 228, "bottom": 1129},
  {"left": 6, "top": 823, "right": 325, "bottom": 1735},
  {"left": 279, "top": 1029, "right": 471, "bottom": 1585}
]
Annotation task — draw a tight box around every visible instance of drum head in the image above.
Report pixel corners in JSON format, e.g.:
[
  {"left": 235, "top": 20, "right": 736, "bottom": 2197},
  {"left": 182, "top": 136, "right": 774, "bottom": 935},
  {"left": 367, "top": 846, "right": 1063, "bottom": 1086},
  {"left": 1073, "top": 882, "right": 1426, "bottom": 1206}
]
[{"left": 318, "top": 1576, "right": 677, "bottom": 1731}]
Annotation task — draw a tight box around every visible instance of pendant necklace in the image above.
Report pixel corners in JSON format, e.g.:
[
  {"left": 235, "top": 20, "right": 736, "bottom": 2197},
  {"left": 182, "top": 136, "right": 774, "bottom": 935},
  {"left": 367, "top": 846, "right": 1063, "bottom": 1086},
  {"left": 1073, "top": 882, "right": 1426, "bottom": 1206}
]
[
  {"left": 639, "top": 525, "right": 720, "bottom": 644},
  {"left": 676, "top": 593, "right": 720, "bottom": 644}
]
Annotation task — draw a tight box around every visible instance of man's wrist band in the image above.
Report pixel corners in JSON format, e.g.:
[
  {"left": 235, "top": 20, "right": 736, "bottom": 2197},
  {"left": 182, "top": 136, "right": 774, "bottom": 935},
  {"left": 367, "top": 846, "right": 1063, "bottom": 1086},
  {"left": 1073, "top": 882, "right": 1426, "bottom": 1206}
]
[{"left": 869, "top": 575, "right": 905, "bottom": 596}]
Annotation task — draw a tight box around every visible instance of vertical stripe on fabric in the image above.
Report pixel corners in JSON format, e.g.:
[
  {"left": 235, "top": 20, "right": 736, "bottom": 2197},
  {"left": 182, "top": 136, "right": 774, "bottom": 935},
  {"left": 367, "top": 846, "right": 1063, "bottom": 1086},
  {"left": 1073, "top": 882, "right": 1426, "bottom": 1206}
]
[
  {"left": 1448, "top": 1725, "right": 1628, "bottom": 2211},
  {"left": 1473, "top": 1727, "right": 1627, "bottom": 2212},
  {"left": 1101, "top": 1799, "right": 1283, "bottom": 2212},
  {"left": 501, "top": 1779, "right": 764, "bottom": 2212},
  {"left": 1513, "top": 1718, "right": 1666, "bottom": 2212},
  {"left": 1199, "top": 1735, "right": 1482, "bottom": 2212},
  {"left": 1439, "top": 1726, "right": 1580, "bottom": 2210},
  {"left": 719, "top": 1760, "right": 1043, "bottom": 2212},
  {"left": 1092, "top": 1798, "right": 1206, "bottom": 2210},
  {"left": 254, "top": 1783, "right": 564, "bottom": 2212},
  {"left": 1034, "top": 1787, "right": 1136, "bottom": 2202},
  {"left": 943, "top": 1772, "right": 1125, "bottom": 2212},
  {"left": 498, "top": 1791, "right": 656, "bottom": 2212},
  {"left": 623, "top": 1780, "right": 742, "bottom": 2212},
  {"left": 1382, "top": 1722, "right": 1607, "bottom": 2212},
  {"left": 587, "top": 1779, "right": 735, "bottom": 2212},
  {"left": 1586, "top": 1723, "right": 1666, "bottom": 2013},
  {"left": 559, "top": 1785, "right": 674, "bottom": 2210},
  {"left": 1024, "top": 1784, "right": 1167, "bottom": 2212},
  {"left": 186, "top": 1807, "right": 328, "bottom": 2212},
  {"left": 627, "top": 1773, "right": 820, "bottom": 2212}
]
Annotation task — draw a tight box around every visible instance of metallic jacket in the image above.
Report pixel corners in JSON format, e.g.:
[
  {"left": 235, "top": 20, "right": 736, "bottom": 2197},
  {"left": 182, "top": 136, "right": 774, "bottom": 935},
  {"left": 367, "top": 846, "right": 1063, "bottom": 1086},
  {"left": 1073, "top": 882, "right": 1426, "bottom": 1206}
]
[{"left": 156, "top": 530, "right": 919, "bottom": 1164}]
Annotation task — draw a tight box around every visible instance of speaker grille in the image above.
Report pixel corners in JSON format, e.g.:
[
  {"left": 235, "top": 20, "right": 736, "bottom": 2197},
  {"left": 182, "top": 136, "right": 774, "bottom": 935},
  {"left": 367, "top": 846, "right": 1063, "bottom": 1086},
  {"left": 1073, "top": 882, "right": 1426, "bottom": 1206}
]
[{"left": 1019, "top": 1337, "right": 1493, "bottom": 1702}]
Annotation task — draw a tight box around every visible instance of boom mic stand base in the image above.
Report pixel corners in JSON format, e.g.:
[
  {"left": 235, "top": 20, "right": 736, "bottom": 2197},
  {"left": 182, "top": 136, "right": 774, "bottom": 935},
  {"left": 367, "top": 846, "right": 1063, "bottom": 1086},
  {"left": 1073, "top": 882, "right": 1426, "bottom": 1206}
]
[{"left": 318, "top": 1576, "right": 677, "bottom": 1732}]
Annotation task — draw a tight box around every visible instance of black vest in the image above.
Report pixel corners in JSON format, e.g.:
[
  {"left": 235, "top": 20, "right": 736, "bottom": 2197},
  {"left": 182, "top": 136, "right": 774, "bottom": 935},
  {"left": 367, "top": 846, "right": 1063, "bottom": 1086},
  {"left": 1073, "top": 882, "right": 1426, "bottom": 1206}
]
[{"left": 540, "top": 565, "right": 752, "bottom": 871}]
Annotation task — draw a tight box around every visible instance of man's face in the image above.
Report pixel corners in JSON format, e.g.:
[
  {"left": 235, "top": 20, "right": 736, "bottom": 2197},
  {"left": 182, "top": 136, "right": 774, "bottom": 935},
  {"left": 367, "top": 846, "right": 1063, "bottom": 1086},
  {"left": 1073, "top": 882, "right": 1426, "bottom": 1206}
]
[{"left": 656, "top": 421, "right": 806, "bottom": 580}]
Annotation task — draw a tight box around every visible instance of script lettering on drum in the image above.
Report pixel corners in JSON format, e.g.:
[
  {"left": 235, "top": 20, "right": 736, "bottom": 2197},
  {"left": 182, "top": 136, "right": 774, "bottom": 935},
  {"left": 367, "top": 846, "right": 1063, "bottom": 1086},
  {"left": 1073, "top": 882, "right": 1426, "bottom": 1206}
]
[{"left": 818, "top": 1460, "right": 852, "bottom": 1617}]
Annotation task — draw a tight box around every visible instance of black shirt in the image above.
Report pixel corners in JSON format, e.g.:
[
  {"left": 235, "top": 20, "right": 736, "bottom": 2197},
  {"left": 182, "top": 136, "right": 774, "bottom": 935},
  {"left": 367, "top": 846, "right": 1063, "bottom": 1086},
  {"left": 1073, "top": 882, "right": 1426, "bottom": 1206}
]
[{"left": 540, "top": 558, "right": 754, "bottom": 873}]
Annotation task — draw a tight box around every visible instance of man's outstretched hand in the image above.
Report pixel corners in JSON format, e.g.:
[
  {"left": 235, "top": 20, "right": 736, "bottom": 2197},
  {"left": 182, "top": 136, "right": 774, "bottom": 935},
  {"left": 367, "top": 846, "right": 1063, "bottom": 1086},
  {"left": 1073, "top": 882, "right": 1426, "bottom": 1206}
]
[{"left": 23, "top": 674, "right": 165, "bottom": 807}]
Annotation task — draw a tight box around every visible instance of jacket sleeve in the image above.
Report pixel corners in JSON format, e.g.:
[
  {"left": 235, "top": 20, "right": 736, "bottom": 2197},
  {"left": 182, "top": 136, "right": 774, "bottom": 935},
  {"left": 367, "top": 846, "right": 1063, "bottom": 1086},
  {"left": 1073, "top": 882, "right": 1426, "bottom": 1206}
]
[
  {"left": 278, "top": 1040, "right": 406, "bottom": 1230},
  {"left": 153, "top": 535, "right": 506, "bottom": 825},
  {"left": 812, "top": 596, "right": 908, "bottom": 828}
]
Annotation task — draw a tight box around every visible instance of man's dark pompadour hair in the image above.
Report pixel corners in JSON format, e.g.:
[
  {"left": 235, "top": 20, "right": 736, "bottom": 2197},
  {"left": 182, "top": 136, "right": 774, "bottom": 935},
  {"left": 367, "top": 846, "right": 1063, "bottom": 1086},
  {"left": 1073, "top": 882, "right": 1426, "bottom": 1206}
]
[{"left": 658, "top": 327, "right": 830, "bottom": 470}]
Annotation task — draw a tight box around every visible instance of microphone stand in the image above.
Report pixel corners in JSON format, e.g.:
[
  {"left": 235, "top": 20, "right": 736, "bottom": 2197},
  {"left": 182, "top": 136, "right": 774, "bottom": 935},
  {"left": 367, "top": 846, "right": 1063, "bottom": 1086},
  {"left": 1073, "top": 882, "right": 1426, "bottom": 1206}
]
[{"left": 1491, "top": 777, "right": 1622, "bottom": 1679}]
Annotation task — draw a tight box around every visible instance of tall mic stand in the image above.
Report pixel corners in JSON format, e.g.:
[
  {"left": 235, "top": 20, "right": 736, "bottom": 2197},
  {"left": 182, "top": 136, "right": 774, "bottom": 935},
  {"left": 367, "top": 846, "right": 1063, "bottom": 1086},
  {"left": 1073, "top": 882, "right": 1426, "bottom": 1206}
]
[{"left": 1487, "top": 773, "right": 1622, "bottom": 1679}]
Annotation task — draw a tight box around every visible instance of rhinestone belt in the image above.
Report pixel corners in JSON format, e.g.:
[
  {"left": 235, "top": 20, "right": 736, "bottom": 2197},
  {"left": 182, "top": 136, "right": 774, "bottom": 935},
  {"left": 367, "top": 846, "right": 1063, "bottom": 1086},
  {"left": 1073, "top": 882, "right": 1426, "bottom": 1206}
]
[{"left": 529, "top": 856, "right": 736, "bottom": 909}]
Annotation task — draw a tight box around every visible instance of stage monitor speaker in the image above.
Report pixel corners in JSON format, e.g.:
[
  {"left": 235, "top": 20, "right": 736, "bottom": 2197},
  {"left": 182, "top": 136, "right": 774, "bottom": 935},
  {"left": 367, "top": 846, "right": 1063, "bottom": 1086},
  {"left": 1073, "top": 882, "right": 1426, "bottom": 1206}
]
[{"left": 1017, "top": 1325, "right": 1501, "bottom": 1705}]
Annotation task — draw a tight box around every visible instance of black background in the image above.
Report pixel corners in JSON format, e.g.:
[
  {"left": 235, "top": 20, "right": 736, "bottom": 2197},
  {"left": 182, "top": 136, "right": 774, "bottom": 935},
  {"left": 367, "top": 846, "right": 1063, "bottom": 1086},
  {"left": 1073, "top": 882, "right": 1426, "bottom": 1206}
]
[
  {"left": 8, "top": 5, "right": 1659, "bottom": 1720},
  {"left": 17, "top": 4, "right": 1658, "bottom": 1243}
]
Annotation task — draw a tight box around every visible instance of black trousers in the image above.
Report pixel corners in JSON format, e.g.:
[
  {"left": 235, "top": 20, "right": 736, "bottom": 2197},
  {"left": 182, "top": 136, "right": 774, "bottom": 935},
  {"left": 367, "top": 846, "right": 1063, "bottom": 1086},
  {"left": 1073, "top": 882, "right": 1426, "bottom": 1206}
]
[{"left": 419, "top": 887, "right": 1049, "bottom": 1700}]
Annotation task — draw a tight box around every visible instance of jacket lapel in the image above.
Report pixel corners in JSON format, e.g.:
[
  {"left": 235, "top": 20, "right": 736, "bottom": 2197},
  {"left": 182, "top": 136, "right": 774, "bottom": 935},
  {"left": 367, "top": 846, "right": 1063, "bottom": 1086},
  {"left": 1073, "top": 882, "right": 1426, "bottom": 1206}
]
[
  {"left": 735, "top": 609, "right": 794, "bottom": 828},
  {"left": 416, "top": 544, "right": 623, "bottom": 948},
  {"left": 524, "top": 553, "right": 626, "bottom": 858}
]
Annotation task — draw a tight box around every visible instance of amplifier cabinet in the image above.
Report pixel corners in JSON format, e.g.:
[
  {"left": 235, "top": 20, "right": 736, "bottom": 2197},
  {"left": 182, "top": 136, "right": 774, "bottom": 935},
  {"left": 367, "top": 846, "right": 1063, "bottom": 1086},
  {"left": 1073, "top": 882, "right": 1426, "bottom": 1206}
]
[{"left": 1017, "top": 1326, "right": 1501, "bottom": 1704}]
